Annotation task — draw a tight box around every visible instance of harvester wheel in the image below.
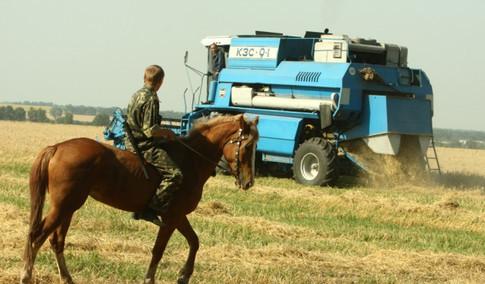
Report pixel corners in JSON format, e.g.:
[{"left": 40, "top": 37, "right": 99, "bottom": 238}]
[{"left": 293, "top": 138, "right": 338, "bottom": 186}]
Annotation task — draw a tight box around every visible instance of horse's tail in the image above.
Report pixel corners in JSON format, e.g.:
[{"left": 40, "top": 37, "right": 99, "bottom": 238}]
[{"left": 24, "top": 145, "right": 57, "bottom": 262}]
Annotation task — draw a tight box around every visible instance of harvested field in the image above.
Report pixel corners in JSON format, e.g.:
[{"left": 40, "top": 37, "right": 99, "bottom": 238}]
[{"left": 0, "top": 121, "right": 484, "bottom": 283}]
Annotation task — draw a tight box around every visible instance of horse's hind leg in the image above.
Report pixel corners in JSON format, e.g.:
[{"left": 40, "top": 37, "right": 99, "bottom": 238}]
[
  {"left": 176, "top": 216, "right": 199, "bottom": 284},
  {"left": 49, "top": 213, "right": 74, "bottom": 284},
  {"left": 21, "top": 208, "right": 65, "bottom": 284}
]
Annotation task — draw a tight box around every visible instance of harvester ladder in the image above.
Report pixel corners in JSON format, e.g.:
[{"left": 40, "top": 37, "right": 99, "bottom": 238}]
[{"left": 425, "top": 136, "right": 441, "bottom": 174}]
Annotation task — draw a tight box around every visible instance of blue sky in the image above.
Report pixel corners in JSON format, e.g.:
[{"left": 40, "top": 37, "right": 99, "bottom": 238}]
[{"left": 1, "top": 0, "right": 484, "bottom": 131}]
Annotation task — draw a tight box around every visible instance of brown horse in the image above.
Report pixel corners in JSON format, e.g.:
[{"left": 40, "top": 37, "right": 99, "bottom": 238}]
[{"left": 21, "top": 114, "right": 259, "bottom": 284}]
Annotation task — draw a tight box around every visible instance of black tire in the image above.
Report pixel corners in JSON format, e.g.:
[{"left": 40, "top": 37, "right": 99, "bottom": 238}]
[{"left": 293, "top": 137, "right": 338, "bottom": 186}]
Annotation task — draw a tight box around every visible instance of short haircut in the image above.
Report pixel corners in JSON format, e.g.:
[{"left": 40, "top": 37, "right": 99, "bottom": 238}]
[{"left": 144, "top": 65, "right": 165, "bottom": 87}]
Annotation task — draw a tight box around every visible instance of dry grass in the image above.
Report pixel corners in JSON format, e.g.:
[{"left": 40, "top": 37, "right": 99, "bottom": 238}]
[
  {"left": 436, "top": 146, "right": 485, "bottom": 175},
  {"left": 0, "top": 121, "right": 103, "bottom": 159},
  {"left": 72, "top": 114, "right": 96, "bottom": 122},
  {"left": 1, "top": 121, "right": 484, "bottom": 283}
]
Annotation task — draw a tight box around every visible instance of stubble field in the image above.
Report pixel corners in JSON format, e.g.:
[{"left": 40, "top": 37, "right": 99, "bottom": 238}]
[{"left": 0, "top": 121, "right": 484, "bottom": 283}]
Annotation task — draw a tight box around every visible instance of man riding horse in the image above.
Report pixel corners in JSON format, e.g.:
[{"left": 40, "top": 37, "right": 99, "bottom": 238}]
[
  {"left": 21, "top": 64, "right": 259, "bottom": 284},
  {"left": 125, "top": 64, "right": 182, "bottom": 226}
]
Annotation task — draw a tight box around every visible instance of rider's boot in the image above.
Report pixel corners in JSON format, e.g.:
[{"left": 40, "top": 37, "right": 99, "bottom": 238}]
[
  {"left": 132, "top": 172, "right": 182, "bottom": 226},
  {"left": 132, "top": 209, "right": 163, "bottom": 227}
]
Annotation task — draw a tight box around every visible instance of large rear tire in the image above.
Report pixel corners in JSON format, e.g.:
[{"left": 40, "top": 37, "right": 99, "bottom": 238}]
[{"left": 293, "top": 138, "right": 338, "bottom": 186}]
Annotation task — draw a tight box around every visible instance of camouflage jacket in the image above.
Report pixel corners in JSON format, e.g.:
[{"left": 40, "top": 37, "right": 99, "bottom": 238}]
[{"left": 125, "top": 85, "right": 162, "bottom": 150}]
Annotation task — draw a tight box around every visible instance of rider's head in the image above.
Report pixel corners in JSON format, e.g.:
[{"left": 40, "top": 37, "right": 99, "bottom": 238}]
[
  {"left": 144, "top": 65, "right": 165, "bottom": 91},
  {"left": 209, "top": 43, "right": 218, "bottom": 54}
]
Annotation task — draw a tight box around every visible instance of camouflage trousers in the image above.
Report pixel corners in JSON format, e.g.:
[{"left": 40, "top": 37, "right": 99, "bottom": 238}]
[
  {"left": 122, "top": 135, "right": 183, "bottom": 215},
  {"left": 125, "top": 136, "right": 184, "bottom": 214},
  {"left": 142, "top": 147, "right": 183, "bottom": 214}
]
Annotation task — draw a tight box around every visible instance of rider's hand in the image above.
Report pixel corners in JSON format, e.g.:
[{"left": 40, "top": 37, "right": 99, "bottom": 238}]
[{"left": 161, "top": 129, "right": 176, "bottom": 141}]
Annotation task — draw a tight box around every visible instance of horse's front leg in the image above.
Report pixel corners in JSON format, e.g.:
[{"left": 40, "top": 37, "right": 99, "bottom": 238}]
[
  {"left": 144, "top": 220, "right": 176, "bottom": 284},
  {"left": 176, "top": 216, "right": 199, "bottom": 284}
]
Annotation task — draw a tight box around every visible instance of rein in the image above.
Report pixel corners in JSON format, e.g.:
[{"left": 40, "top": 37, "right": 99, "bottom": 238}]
[
  {"left": 175, "top": 139, "right": 227, "bottom": 171},
  {"left": 176, "top": 128, "right": 248, "bottom": 181}
]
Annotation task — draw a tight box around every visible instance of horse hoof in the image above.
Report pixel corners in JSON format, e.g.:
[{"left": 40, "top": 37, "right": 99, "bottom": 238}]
[
  {"left": 20, "top": 271, "right": 31, "bottom": 284},
  {"left": 62, "top": 277, "right": 75, "bottom": 284},
  {"left": 143, "top": 278, "right": 155, "bottom": 284},
  {"left": 177, "top": 276, "right": 189, "bottom": 284}
]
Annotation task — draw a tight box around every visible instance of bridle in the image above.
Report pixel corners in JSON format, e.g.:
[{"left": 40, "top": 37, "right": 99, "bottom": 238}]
[
  {"left": 225, "top": 128, "right": 246, "bottom": 186},
  {"left": 176, "top": 127, "right": 251, "bottom": 185}
]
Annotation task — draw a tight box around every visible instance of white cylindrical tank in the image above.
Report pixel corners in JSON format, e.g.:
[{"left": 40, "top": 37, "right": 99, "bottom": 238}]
[{"left": 231, "top": 86, "right": 335, "bottom": 111}]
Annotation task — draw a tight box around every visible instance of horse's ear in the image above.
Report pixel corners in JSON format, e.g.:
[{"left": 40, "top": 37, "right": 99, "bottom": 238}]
[
  {"left": 252, "top": 116, "right": 259, "bottom": 126},
  {"left": 235, "top": 113, "right": 244, "bottom": 120},
  {"left": 235, "top": 114, "right": 245, "bottom": 127}
]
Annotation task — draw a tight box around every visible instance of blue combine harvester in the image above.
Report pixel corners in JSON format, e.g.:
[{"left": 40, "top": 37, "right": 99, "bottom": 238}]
[
  {"left": 177, "top": 31, "right": 438, "bottom": 185},
  {"left": 105, "top": 31, "right": 436, "bottom": 186},
  {"left": 175, "top": 31, "right": 439, "bottom": 185}
]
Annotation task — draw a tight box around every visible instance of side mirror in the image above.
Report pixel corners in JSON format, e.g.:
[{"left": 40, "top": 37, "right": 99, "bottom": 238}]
[{"left": 184, "top": 51, "right": 188, "bottom": 65}]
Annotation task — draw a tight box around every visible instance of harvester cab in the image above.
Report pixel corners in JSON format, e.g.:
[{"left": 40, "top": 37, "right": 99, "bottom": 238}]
[{"left": 180, "top": 30, "right": 437, "bottom": 185}]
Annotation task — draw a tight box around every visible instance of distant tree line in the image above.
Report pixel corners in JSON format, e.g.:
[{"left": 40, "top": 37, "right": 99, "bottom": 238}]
[
  {"left": 0, "top": 105, "right": 26, "bottom": 121},
  {"left": 0, "top": 105, "right": 73, "bottom": 124},
  {"left": 0, "top": 102, "right": 185, "bottom": 127},
  {"left": 14, "top": 101, "right": 54, "bottom": 107},
  {"left": 4, "top": 101, "right": 184, "bottom": 118},
  {"left": 434, "top": 128, "right": 485, "bottom": 149},
  {"left": 434, "top": 128, "right": 485, "bottom": 141},
  {"left": 63, "top": 104, "right": 118, "bottom": 116},
  {"left": 0, "top": 105, "right": 104, "bottom": 125},
  {"left": 161, "top": 110, "right": 184, "bottom": 119},
  {"left": 4, "top": 101, "right": 118, "bottom": 116}
]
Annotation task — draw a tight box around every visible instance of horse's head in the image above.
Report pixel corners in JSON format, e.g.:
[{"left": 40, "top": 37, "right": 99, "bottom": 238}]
[{"left": 222, "top": 114, "right": 259, "bottom": 190}]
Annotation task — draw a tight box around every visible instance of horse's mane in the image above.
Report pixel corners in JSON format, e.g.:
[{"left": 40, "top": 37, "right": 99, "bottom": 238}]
[
  {"left": 186, "top": 114, "right": 258, "bottom": 141},
  {"left": 187, "top": 115, "right": 237, "bottom": 137}
]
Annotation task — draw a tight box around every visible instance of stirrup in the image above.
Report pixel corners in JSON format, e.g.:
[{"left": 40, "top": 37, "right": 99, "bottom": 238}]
[{"left": 132, "top": 210, "right": 163, "bottom": 227}]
